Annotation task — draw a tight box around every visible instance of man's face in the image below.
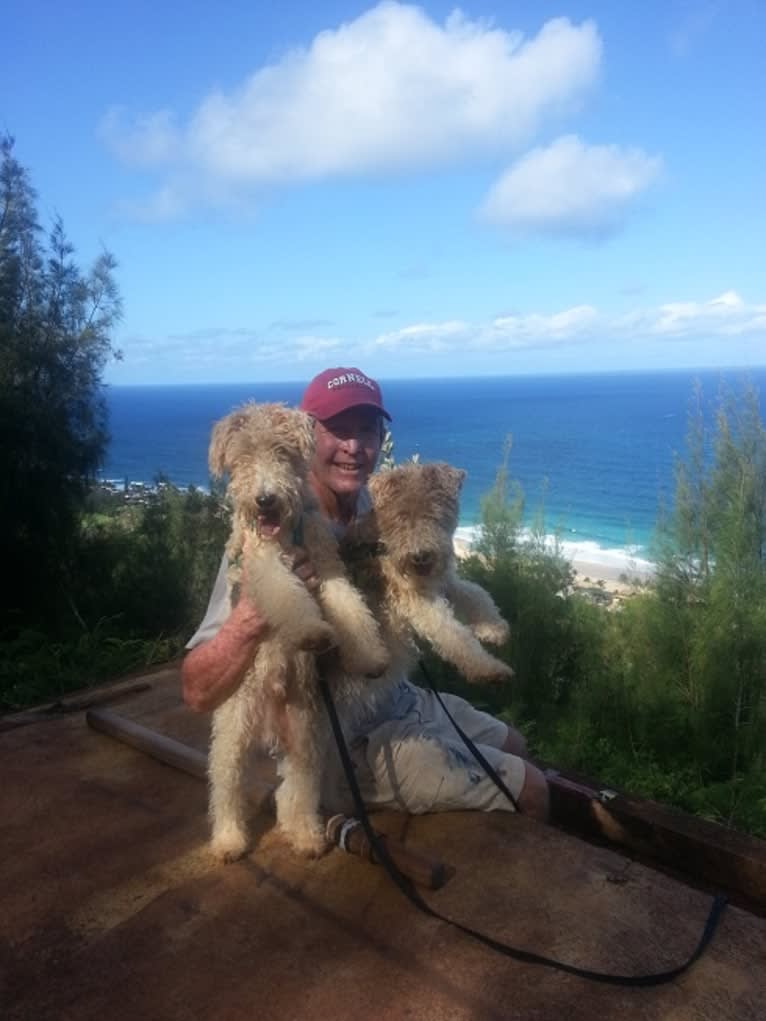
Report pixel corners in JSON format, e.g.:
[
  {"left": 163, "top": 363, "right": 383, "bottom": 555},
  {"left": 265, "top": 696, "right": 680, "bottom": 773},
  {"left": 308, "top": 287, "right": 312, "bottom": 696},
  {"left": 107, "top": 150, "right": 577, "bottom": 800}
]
[{"left": 312, "top": 406, "right": 383, "bottom": 497}]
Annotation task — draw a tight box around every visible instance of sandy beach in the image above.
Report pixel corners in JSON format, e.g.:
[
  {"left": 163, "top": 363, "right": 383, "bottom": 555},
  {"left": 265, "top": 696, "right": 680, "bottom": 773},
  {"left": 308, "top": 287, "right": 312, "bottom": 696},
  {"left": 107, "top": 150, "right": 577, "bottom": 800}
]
[
  {"left": 567, "top": 561, "right": 647, "bottom": 604},
  {"left": 453, "top": 532, "right": 653, "bottom": 605}
]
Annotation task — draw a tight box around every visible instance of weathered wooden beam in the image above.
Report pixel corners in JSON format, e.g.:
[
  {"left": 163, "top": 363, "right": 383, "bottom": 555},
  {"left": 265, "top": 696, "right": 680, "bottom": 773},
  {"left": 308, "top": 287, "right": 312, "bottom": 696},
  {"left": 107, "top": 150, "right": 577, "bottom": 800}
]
[
  {"left": 546, "top": 767, "right": 766, "bottom": 914},
  {"left": 86, "top": 707, "right": 210, "bottom": 781},
  {"left": 0, "top": 682, "right": 152, "bottom": 732}
]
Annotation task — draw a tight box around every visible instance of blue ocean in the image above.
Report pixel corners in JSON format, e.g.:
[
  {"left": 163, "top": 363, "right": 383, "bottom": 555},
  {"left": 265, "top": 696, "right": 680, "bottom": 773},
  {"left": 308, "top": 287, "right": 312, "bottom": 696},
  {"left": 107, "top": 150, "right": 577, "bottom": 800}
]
[{"left": 102, "top": 368, "right": 765, "bottom": 569}]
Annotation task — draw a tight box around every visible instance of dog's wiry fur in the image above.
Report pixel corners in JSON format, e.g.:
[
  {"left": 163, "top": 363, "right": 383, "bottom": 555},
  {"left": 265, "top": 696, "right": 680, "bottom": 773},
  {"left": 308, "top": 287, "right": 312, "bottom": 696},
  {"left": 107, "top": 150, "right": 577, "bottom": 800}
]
[
  {"left": 343, "top": 462, "right": 512, "bottom": 686},
  {"left": 207, "top": 402, "right": 388, "bottom": 861}
]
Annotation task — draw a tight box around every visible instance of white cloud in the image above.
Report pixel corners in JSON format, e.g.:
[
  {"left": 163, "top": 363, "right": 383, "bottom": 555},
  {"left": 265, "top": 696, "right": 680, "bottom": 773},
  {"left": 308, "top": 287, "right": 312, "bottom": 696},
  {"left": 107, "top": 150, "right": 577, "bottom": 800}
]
[
  {"left": 371, "top": 292, "right": 766, "bottom": 353},
  {"left": 669, "top": 2, "right": 720, "bottom": 57},
  {"left": 651, "top": 291, "right": 766, "bottom": 337},
  {"left": 480, "top": 135, "right": 662, "bottom": 236},
  {"left": 372, "top": 308, "right": 597, "bottom": 352},
  {"left": 114, "top": 291, "right": 765, "bottom": 378},
  {"left": 489, "top": 305, "right": 599, "bottom": 343},
  {"left": 102, "top": 4, "right": 601, "bottom": 206},
  {"left": 100, "top": 108, "right": 181, "bottom": 166},
  {"left": 117, "top": 328, "right": 342, "bottom": 368},
  {"left": 374, "top": 320, "right": 469, "bottom": 352},
  {"left": 292, "top": 336, "right": 344, "bottom": 360},
  {"left": 113, "top": 183, "right": 188, "bottom": 223}
]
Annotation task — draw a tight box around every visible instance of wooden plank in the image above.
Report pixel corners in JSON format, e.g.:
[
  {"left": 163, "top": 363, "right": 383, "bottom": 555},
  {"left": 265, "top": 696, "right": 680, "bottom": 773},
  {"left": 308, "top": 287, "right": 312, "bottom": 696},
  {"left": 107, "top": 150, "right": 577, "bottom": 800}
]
[
  {"left": 86, "top": 707, "right": 210, "bottom": 780},
  {"left": 0, "top": 682, "right": 153, "bottom": 732},
  {"left": 546, "top": 767, "right": 766, "bottom": 914}
]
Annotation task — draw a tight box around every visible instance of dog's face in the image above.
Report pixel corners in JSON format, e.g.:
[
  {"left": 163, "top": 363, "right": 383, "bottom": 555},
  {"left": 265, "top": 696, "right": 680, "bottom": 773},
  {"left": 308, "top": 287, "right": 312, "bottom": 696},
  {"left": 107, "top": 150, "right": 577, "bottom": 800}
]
[
  {"left": 368, "top": 463, "right": 465, "bottom": 581},
  {"left": 209, "top": 402, "right": 314, "bottom": 539}
]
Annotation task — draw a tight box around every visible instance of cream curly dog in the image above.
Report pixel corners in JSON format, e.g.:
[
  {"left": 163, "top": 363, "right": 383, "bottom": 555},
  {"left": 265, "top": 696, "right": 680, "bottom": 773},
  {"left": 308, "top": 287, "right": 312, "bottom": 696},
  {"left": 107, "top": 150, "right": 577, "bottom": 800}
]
[
  {"left": 207, "top": 402, "right": 388, "bottom": 861},
  {"left": 343, "top": 462, "right": 512, "bottom": 685}
]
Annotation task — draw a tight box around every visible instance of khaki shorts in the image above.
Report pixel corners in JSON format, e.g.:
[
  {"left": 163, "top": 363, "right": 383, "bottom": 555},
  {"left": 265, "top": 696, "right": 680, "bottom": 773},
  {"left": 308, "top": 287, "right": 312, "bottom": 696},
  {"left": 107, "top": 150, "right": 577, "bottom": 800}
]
[{"left": 348, "top": 687, "right": 525, "bottom": 815}]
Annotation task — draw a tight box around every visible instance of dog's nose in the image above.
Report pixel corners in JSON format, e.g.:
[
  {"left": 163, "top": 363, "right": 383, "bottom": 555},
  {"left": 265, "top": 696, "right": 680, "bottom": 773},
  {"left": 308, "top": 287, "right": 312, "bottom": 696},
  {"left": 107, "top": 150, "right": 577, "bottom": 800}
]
[
  {"left": 411, "top": 551, "right": 433, "bottom": 565},
  {"left": 409, "top": 551, "right": 435, "bottom": 575},
  {"left": 256, "top": 493, "right": 277, "bottom": 510}
]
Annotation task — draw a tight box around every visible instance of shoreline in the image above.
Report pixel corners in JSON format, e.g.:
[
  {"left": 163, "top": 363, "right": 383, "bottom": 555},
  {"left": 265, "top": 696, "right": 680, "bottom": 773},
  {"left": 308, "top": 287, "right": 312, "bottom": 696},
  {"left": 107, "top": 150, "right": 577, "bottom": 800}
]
[
  {"left": 96, "top": 478, "right": 653, "bottom": 599},
  {"left": 453, "top": 528, "right": 654, "bottom": 604}
]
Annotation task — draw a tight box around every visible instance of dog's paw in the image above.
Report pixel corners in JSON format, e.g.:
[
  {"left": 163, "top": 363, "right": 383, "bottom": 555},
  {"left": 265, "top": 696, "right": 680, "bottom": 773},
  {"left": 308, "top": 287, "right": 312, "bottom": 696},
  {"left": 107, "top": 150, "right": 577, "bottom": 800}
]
[
  {"left": 283, "top": 822, "right": 331, "bottom": 858},
  {"left": 465, "top": 659, "right": 514, "bottom": 685},
  {"left": 364, "top": 658, "right": 390, "bottom": 679},
  {"left": 484, "top": 661, "right": 514, "bottom": 685},
  {"left": 210, "top": 826, "right": 250, "bottom": 864},
  {"left": 298, "top": 621, "right": 337, "bottom": 653},
  {"left": 344, "top": 646, "right": 390, "bottom": 679},
  {"left": 473, "top": 620, "right": 510, "bottom": 646}
]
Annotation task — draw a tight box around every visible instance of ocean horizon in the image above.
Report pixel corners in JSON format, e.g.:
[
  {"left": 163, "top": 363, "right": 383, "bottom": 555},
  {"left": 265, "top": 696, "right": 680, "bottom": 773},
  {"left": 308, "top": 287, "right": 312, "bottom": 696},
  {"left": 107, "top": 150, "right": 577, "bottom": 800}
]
[{"left": 101, "top": 367, "right": 765, "bottom": 575}]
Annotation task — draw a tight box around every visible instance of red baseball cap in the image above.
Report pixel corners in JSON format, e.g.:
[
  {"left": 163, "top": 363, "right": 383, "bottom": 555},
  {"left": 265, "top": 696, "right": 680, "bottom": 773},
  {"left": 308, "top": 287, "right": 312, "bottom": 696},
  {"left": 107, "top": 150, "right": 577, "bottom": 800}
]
[{"left": 299, "top": 367, "right": 392, "bottom": 422}]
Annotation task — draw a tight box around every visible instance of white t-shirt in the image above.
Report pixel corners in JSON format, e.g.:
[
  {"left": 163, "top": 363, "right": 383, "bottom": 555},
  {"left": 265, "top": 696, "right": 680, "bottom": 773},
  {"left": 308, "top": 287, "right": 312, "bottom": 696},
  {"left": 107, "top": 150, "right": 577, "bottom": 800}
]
[{"left": 185, "top": 486, "right": 372, "bottom": 650}]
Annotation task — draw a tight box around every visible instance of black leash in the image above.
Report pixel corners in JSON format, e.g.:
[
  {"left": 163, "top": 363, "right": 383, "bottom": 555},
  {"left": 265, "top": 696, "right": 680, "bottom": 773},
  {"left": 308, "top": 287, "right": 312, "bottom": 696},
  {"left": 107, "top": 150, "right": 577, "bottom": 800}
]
[{"left": 317, "top": 670, "right": 727, "bottom": 986}]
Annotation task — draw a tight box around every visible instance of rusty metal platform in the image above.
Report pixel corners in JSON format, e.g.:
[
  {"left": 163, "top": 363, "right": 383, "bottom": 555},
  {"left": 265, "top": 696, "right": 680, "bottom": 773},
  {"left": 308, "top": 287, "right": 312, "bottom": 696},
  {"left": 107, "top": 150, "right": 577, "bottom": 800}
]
[{"left": 2, "top": 669, "right": 765, "bottom": 1020}]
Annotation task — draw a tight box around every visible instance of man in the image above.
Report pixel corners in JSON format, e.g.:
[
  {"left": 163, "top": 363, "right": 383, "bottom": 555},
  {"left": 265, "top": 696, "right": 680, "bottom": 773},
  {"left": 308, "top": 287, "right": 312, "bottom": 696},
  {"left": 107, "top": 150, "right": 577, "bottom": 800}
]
[{"left": 182, "top": 367, "right": 549, "bottom": 821}]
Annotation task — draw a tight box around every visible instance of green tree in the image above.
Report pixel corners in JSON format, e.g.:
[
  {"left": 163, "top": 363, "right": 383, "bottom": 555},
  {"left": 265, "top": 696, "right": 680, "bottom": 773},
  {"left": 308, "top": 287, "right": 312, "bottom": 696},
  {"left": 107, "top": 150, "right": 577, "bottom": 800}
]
[
  {"left": 442, "top": 438, "right": 586, "bottom": 728},
  {"left": 0, "top": 136, "right": 122, "bottom": 628},
  {"left": 76, "top": 479, "right": 229, "bottom": 637},
  {"left": 689, "top": 387, "right": 766, "bottom": 789},
  {"left": 444, "top": 393, "right": 766, "bottom": 836},
  {"left": 584, "top": 382, "right": 766, "bottom": 831}
]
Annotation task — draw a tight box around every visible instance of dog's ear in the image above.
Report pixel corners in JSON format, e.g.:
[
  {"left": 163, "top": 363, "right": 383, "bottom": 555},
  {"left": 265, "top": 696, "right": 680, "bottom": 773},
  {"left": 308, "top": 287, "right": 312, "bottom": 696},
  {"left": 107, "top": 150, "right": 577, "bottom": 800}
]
[
  {"left": 445, "top": 465, "right": 467, "bottom": 495},
  {"left": 427, "top": 463, "right": 466, "bottom": 497},
  {"left": 292, "top": 409, "right": 315, "bottom": 464},
  {"left": 368, "top": 468, "right": 403, "bottom": 502},
  {"left": 264, "top": 404, "right": 315, "bottom": 465},
  {"left": 208, "top": 406, "right": 251, "bottom": 477}
]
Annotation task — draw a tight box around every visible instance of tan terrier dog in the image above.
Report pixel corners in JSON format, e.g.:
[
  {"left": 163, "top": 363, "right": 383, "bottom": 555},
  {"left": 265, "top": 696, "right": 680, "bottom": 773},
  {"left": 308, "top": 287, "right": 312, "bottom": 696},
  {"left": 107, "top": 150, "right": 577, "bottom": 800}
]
[
  {"left": 207, "top": 402, "right": 388, "bottom": 860},
  {"left": 343, "top": 462, "right": 512, "bottom": 685}
]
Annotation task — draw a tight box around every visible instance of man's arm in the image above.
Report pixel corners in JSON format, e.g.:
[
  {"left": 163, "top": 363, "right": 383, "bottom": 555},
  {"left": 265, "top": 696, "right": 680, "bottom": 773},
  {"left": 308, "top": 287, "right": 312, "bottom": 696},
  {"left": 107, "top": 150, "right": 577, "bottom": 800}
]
[
  {"left": 181, "top": 598, "right": 268, "bottom": 712},
  {"left": 182, "top": 549, "right": 319, "bottom": 713}
]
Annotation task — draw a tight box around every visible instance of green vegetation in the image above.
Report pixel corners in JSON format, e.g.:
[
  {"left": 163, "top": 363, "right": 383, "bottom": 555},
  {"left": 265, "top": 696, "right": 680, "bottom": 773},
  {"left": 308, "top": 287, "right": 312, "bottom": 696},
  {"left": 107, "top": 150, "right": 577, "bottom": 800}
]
[
  {"left": 0, "top": 138, "right": 227, "bottom": 710},
  {"left": 0, "top": 480, "right": 228, "bottom": 711},
  {"left": 1, "top": 135, "right": 121, "bottom": 630},
  {"left": 424, "top": 383, "right": 766, "bottom": 838}
]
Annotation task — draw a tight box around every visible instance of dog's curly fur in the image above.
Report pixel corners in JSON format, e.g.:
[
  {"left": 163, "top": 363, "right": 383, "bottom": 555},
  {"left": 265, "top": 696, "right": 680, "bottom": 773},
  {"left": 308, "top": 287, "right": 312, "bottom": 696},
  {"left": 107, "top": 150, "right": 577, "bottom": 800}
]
[
  {"left": 343, "top": 462, "right": 512, "bottom": 685},
  {"left": 207, "top": 402, "right": 388, "bottom": 861}
]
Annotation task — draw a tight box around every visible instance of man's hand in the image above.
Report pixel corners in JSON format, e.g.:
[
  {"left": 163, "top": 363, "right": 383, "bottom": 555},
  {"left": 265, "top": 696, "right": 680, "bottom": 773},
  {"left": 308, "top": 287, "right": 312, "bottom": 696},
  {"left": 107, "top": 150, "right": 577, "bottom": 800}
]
[
  {"left": 183, "top": 548, "right": 323, "bottom": 714},
  {"left": 289, "top": 547, "right": 321, "bottom": 594},
  {"left": 226, "top": 593, "right": 268, "bottom": 641}
]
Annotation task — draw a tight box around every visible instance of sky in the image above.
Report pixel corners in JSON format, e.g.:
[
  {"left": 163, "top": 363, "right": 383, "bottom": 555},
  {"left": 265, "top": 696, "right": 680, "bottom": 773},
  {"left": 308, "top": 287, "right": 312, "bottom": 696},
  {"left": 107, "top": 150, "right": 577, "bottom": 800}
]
[{"left": 4, "top": 0, "right": 766, "bottom": 384}]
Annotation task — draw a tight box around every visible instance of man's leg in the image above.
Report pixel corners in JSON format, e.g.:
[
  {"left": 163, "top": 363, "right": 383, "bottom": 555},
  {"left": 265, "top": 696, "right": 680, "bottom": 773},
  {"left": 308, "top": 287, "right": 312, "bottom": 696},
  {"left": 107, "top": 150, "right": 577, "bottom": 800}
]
[
  {"left": 499, "top": 726, "right": 549, "bottom": 820},
  {"left": 361, "top": 723, "right": 546, "bottom": 819},
  {"left": 514, "top": 761, "right": 549, "bottom": 821},
  {"left": 501, "top": 726, "right": 527, "bottom": 758},
  {"left": 422, "top": 688, "right": 549, "bottom": 822}
]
